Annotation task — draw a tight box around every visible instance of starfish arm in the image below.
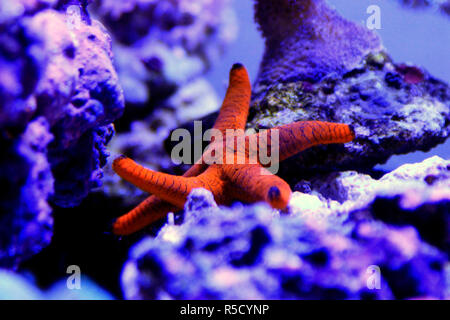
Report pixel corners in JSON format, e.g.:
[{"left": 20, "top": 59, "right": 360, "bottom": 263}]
[
  {"left": 257, "top": 121, "right": 355, "bottom": 162},
  {"left": 111, "top": 160, "right": 207, "bottom": 235},
  {"left": 112, "top": 196, "right": 179, "bottom": 235},
  {"left": 223, "top": 164, "right": 292, "bottom": 209},
  {"left": 212, "top": 63, "right": 251, "bottom": 133},
  {"left": 112, "top": 156, "right": 204, "bottom": 207}
]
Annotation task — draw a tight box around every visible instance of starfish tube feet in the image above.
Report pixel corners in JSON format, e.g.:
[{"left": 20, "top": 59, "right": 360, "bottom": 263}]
[
  {"left": 231, "top": 62, "right": 244, "bottom": 70},
  {"left": 268, "top": 186, "right": 284, "bottom": 209},
  {"left": 225, "top": 165, "right": 292, "bottom": 209},
  {"left": 266, "top": 183, "right": 291, "bottom": 210}
]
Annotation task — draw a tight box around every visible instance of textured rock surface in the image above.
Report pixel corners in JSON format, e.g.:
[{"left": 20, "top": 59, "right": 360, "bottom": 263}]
[
  {"left": 250, "top": 0, "right": 450, "bottom": 171},
  {"left": 254, "top": 0, "right": 383, "bottom": 84},
  {"left": 290, "top": 155, "right": 449, "bottom": 221},
  {"left": 121, "top": 180, "right": 448, "bottom": 299},
  {"left": 0, "top": 118, "right": 54, "bottom": 269},
  {"left": 292, "top": 156, "right": 450, "bottom": 255},
  {"left": 0, "top": 0, "right": 124, "bottom": 268},
  {"left": 33, "top": 8, "right": 123, "bottom": 206},
  {"left": 292, "top": 156, "right": 450, "bottom": 213},
  {"left": 290, "top": 156, "right": 449, "bottom": 244},
  {"left": 395, "top": 0, "right": 450, "bottom": 17}
]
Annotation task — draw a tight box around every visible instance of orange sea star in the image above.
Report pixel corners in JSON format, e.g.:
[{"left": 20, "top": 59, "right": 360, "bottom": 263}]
[{"left": 112, "top": 64, "right": 355, "bottom": 235}]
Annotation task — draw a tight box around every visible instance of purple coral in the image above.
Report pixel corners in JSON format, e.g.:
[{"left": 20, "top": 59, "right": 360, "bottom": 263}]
[
  {"left": 28, "top": 3, "right": 123, "bottom": 207},
  {"left": 121, "top": 189, "right": 447, "bottom": 299},
  {"left": 254, "top": 0, "right": 383, "bottom": 84},
  {"left": 0, "top": 0, "right": 124, "bottom": 267},
  {"left": 0, "top": 117, "right": 54, "bottom": 269}
]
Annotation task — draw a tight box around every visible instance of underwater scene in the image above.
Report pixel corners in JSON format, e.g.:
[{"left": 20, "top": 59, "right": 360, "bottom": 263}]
[{"left": 0, "top": 0, "right": 449, "bottom": 300}]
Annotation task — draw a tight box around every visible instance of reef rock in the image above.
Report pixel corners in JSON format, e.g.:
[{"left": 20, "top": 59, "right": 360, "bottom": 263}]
[
  {"left": 290, "top": 156, "right": 450, "bottom": 253},
  {"left": 254, "top": 0, "right": 382, "bottom": 85},
  {"left": 31, "top": 8, "right": 123, "bottom": 206},
  {"left": 249, "top": 0, "right": 450, "bottom": 172},
  {"left": 121, "top": 186, "right": 448, "bottom": 299},
  {"left": 0, "top": 118, "right": 54, "bottom": 269},
  {"left": 394, "top": 0, "right": 450, "bottom": 17},
  {"left": 0, "top": 0, "right": 124, "bottom": 268}
]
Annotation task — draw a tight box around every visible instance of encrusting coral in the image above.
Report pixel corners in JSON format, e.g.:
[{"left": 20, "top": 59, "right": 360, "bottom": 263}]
[{"left": 111, "top": 64, "right": 354, "bottom": 235}]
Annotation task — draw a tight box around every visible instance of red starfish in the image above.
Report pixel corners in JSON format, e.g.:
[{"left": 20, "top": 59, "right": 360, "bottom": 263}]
[{"left": 112, "top": 64, "right": 355, "bottom": 235}]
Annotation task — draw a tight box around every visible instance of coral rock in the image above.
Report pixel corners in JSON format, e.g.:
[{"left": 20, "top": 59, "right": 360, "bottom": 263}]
[
  {"left": 121, "top": 199, "right": 447, "bottom": 299},
  {"left": 0, "top": 0, "right": 124, "bottom": 267},
  {"left": 184, "top": 188, "right": 218, "bottom": 214},
  {"left": 290, "top": 156, "right": 450, "bottom": 254},
  {"left": 250, "top": 0, "right": 449, "bottom": 171},
  {"left": 254, "top": 0, "right": 382, "bottom": 84},
  {"left": 27, "top": 4, "right": 123, "bottom": 207},
  {"left": 0, "top": 118, "right": 54, "bottom": 269},
  {"left": 395, "top": 0, "right": 450, "bottom": 17},
  {"left": 121, "top": 156, "right": 449, "bottom": 299},
  {"left": 250, "top": 55, "right": 449, "bottom": 172}
]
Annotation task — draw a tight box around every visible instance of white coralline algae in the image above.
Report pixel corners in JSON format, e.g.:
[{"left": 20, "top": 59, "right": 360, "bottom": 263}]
[{"left": 290, "top": 156, "right": 450, "bottom": 218}]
